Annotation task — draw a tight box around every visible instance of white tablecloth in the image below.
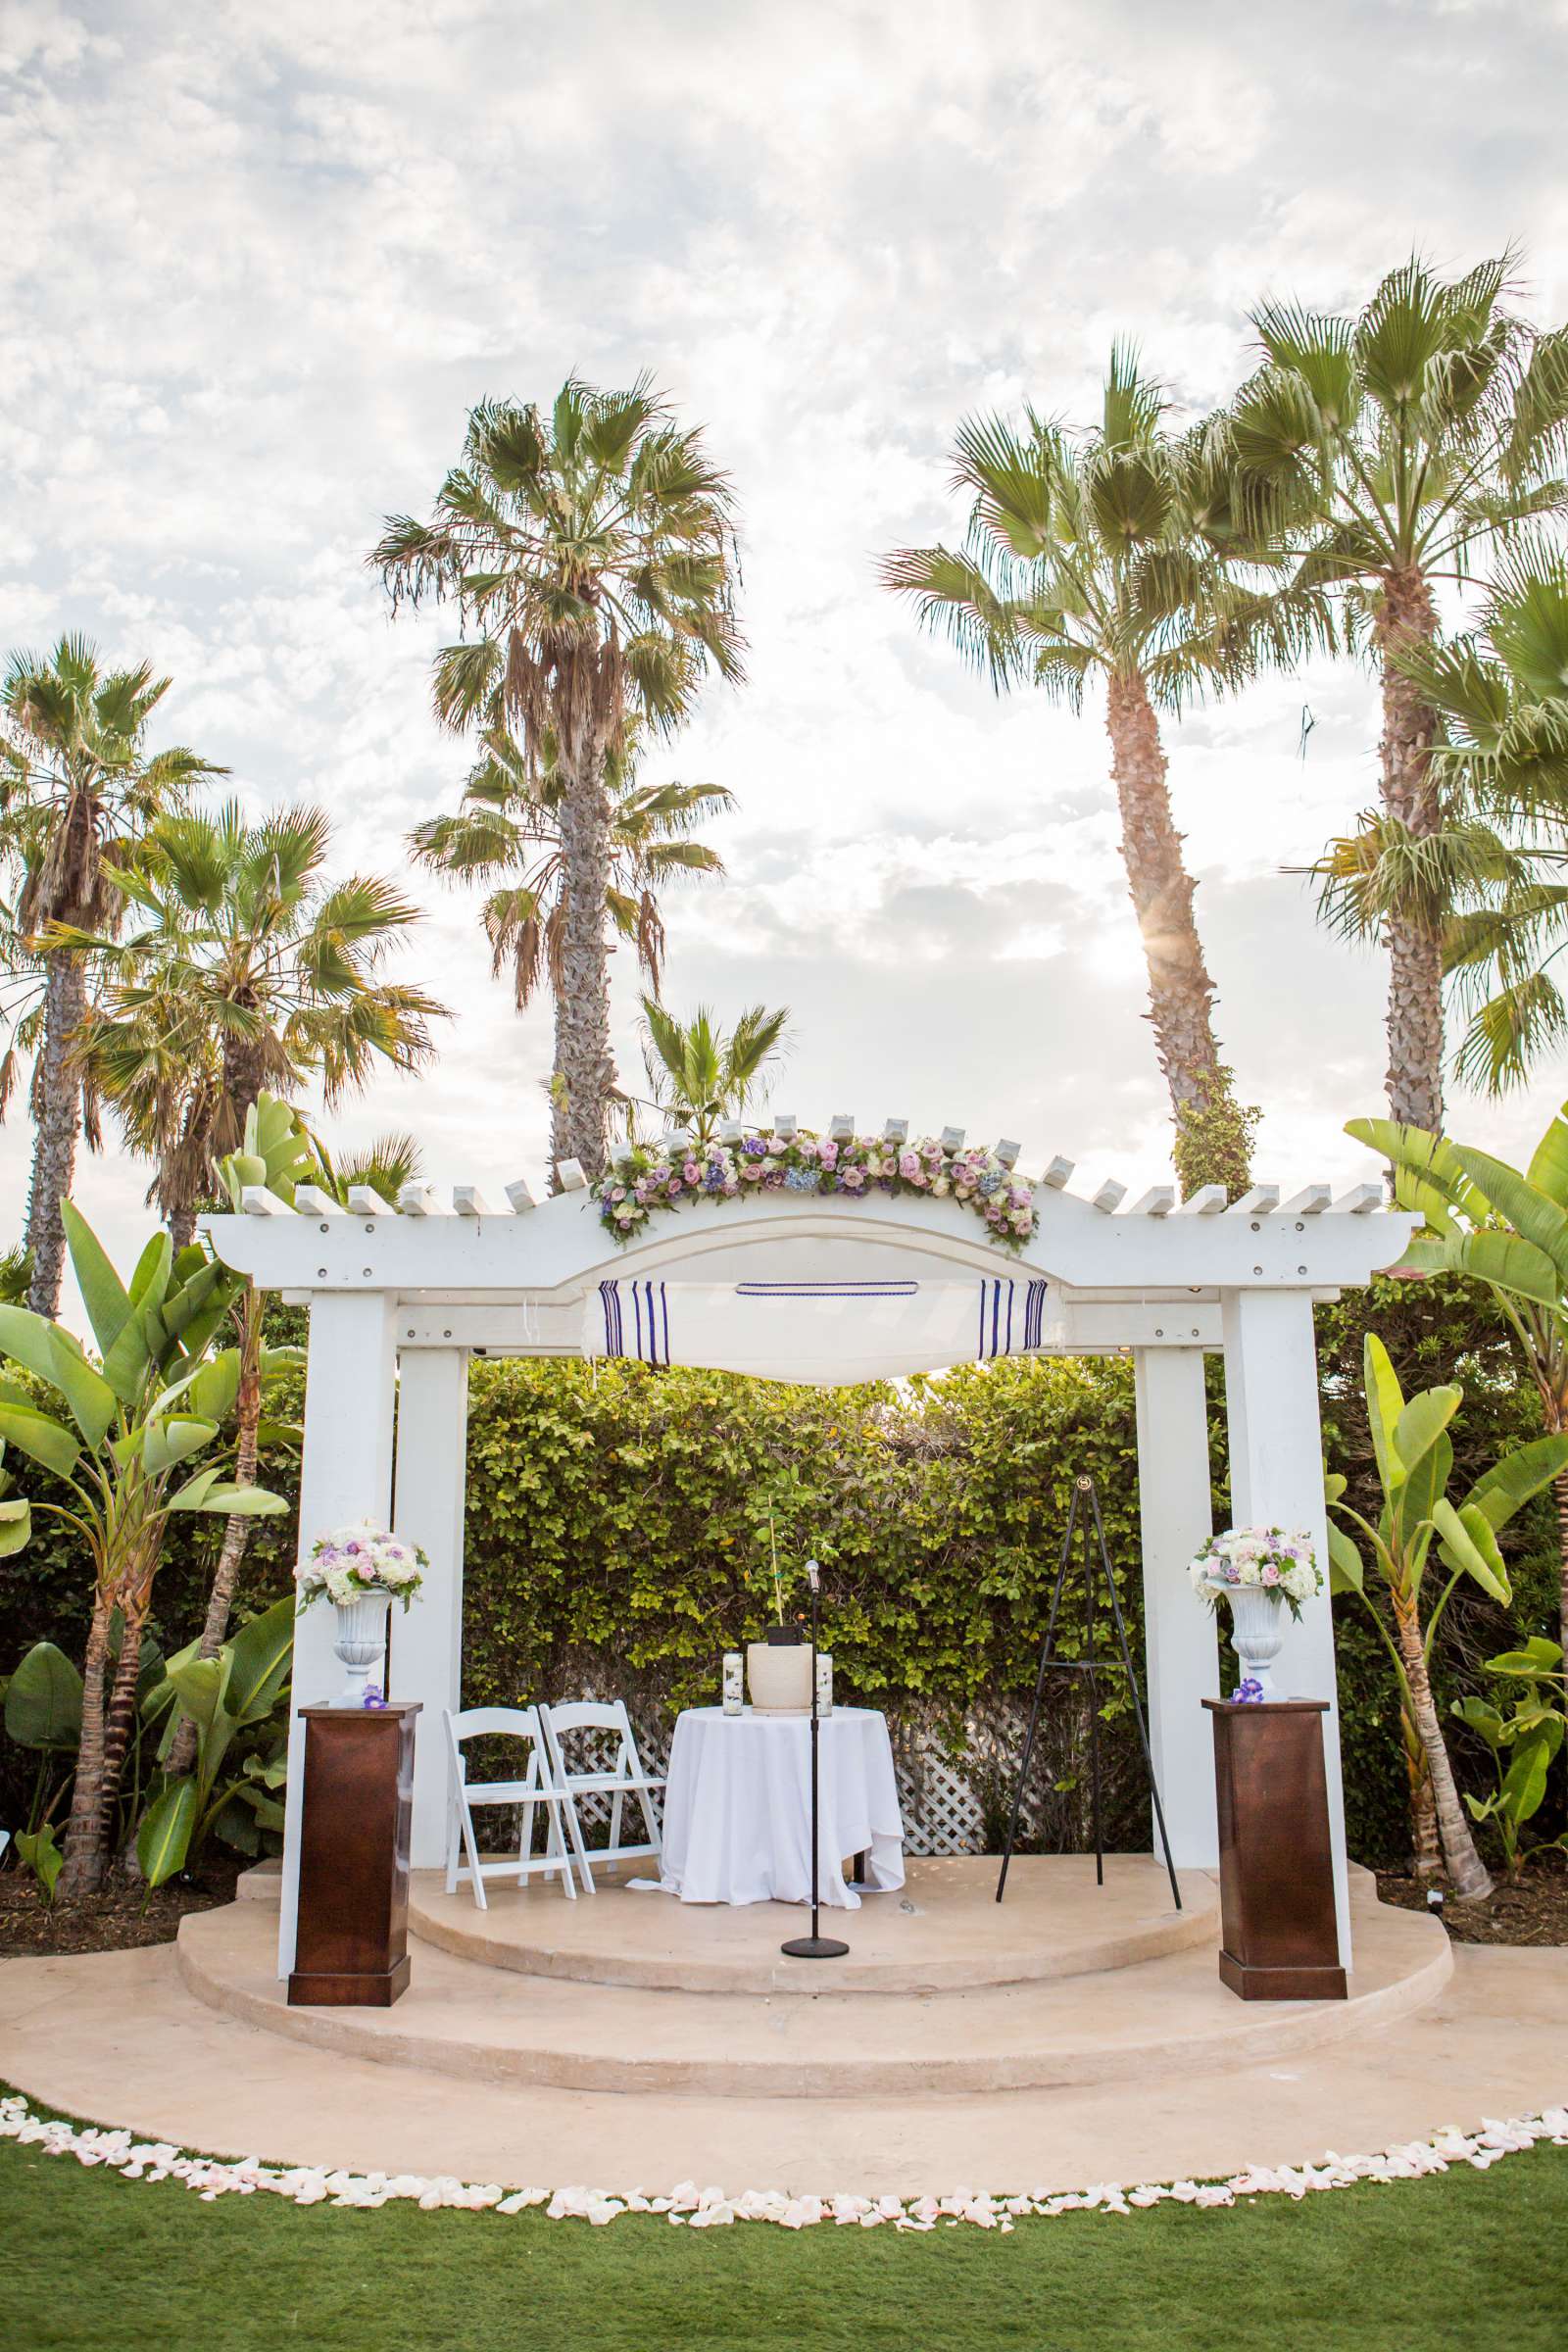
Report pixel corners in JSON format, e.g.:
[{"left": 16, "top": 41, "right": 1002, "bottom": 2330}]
[{"left": 654, "top": 1706, "right": 905, "bottom": 1908}]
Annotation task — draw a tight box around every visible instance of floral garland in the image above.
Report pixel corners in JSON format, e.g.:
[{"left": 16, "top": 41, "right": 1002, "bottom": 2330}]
[
  {"left": 1189, "top": 1527, "right": 1323, "bottom": 1618},
  {"left": 3, "top": 2093, "right": 1563, "bottom": 2230},
  {"left": 598, "top": 1131, "right": 1038, "bottom": 1252},
  {"left": 296, "top": 1522, "right": 427, "bottom": 1614}
]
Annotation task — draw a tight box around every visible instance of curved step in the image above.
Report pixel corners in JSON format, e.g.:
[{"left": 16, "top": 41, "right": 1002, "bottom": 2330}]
[
  {"left": 179, "top": 1891, "right": 1452, "bottom": 2101},
  {"left": 407, "top": 1855, "right": 1218, "bottom": 1994}
]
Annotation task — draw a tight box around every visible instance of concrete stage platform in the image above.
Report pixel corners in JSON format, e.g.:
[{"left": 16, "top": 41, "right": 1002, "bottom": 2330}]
[
  {"left": 406, "top": 1852, "right": 1217, "bottom": 1992},
  {"left": 175, "top": 1857, "right": 1451, "bottom": 2100}
]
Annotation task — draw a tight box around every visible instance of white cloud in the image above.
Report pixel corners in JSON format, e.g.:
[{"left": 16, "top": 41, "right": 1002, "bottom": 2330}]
[{"left": 3, "top": 0, "right": 1566, "bottom": 1324}]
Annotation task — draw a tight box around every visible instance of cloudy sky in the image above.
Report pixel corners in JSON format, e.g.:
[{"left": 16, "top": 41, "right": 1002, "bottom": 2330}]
[{"left": 4, "top": 0, "right": 1567, "bottom": 1295}]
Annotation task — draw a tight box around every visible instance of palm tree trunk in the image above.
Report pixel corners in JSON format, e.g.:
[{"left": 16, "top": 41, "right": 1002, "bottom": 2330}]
[
  {"left": 1104, "top": 670, "right": 1245, "bottom": 1181},
  {"left": 58, "top": 1589, "right": 113, "bottom": 1899},
  {"left": 552, "top": 726, "right": 616, "bottom": 1187},
  {"left": 1402, "top": 1709, "right": 1443, "bottom": 1878},
  {"left": 220, "top": 1015, "right": 268, "bottom": 1143},
  {"left": 1375, "top": 568, "right": 1445, "bottom": 1132},
  {"left": 1392, "top": 1592, "right": 1492, "bottom": 1897},
  {"left": 95, "top": 1601, "right": 147, "bottom": 1855},
  {"left": 167, "top": 1300, "right": 262, "bottom": 1778},
  {"left": 24, "top": 955, "right": 88, "bottom": 1318}
]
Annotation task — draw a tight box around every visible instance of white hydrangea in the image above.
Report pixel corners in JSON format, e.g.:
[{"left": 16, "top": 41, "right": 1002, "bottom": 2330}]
[
  {"left": 295, "top": 1519, "right": 428, "bottom": 1613},
  {"left": 1188, "top": 1525, "right": 1323, "bottom": 1618}
]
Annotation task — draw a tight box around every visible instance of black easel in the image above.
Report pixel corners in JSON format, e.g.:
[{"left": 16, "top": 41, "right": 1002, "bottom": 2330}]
[
  {"left": 996, "top": 1473, "right": 1181, "bottom": 1910},
  {"left": 781, "top": 1559, "right": 849, "bottom": 1960}
]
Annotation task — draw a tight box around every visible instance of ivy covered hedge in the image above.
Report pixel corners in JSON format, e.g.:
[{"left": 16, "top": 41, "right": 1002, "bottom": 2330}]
[{"left": 1, "top": 1278, "right": 1557, "bottom": 1867}]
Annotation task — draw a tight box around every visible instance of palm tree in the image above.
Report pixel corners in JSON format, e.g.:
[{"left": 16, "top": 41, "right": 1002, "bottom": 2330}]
[
  {"left": 883, "top": 349, "right": 1321, "bottom": 1196},
  {"left": 636, "top": 998, "right": 792, "bottom": 1143},
  {"left": 1225, "top": 253, "right": 1568, "bottom": 1130},
  {"left": 1391, "top": 538, "right": 1568, "bottom": 1095},
  {"left": 0, "top": 637, "right": 220, "bottom": 1312},
  {"left": 66, "top": 802, "right": 446, "bottom": 1248},
  {"left": 370, "top": 376, "right": 744, "bottom": 1185},
  {"left": 411, "top": 723, "right": 732, "bottom": 1022}
]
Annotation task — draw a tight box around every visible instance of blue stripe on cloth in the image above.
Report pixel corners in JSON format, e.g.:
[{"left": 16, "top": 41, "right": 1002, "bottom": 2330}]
[
  {"left": 599, "top": 1281, "right": 670, "bottom": 1365},
  {"left": 978, "top": 1278, "right": 1013, "bottom": 1361},
  {"left": 734, "top": 1281, "right": 919, "bottom": 1298}
]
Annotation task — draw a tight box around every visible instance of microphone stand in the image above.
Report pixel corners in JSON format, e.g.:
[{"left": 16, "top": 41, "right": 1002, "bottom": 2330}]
[{"left": 781, "top": 1559, "right": 849, "bottom": 1960}]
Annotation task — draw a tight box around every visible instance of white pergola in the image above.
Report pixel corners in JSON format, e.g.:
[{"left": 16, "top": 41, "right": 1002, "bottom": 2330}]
[{"left": 204, "top": 1151, "right": 1416, "bottom": 1984}]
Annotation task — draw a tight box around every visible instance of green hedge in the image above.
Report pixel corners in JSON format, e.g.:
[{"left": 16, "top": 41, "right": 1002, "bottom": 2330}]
[{"left": 1, "top": 1278, "right": 1557, "bottom": 1867}]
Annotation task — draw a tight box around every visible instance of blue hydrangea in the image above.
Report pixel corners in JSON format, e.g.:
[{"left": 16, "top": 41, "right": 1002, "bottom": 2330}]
[{"left": 784, "top": 1165, "right": 820, "bottom": 1192}]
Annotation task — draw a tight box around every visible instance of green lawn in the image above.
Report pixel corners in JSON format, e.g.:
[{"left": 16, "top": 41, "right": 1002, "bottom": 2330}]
[{"left": 4, "top": 2111, "right": 1567, "bottom": 2352}]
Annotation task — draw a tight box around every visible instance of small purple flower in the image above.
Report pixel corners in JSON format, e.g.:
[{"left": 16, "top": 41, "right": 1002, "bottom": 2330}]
[
  {"left": 1235, "top": 1678, "right": 1265, "bottom": 1705},
  {"left": 743, "top": 1137, "right": 767, "bottom": 1158}
]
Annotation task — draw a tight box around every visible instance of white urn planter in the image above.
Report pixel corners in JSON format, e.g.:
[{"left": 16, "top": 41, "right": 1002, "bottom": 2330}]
[
  {"left": 1207, "top": 1580, "right": 1287, "bottom": 1699},
  {"left": 332, "top": 1592, "right": 392, "bottom": 1705},
  {"left": 746, "top": 1638, "right": 812, "bottom": 1713}
]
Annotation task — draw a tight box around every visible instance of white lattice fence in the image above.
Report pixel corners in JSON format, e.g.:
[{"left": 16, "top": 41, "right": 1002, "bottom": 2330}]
[{"left": 892, "top": 1746, "right": 987, "bottom": 1856}]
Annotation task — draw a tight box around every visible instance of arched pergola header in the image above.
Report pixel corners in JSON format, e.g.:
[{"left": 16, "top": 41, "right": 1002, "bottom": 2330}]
[{"left": 205, "top": 1162, "right": 1411, "bottom": 1382}]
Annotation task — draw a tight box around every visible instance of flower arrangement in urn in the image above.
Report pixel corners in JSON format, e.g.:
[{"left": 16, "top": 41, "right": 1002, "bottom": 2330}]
[
  {"left": 297, "top": 1522, "right": 427, "bottom": 1704},
  {"left": 1189, "top": 1527, "right": 1323, "bottom": 1700}
]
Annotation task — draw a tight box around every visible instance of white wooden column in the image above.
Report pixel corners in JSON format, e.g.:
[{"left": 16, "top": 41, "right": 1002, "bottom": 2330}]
[
  {"left": 1220, "top": 1289, "right": 1352, "bottom": 1967},
  {"left": 276, "top": 1291, "right": 400, "bottom": 1979},
  {"left": 1133, "top": 1347, "right": 1219, "bottom": 1869},
  {"left": 390, "top": 1347, "right": 469, "bottom": 1871}
]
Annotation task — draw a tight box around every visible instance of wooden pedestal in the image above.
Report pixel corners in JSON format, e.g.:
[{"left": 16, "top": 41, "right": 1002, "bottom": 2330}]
[
  {"left": 1204, "top": 1698, "right": 1347, "bottom": 2001},
  {"left": 288, "top": 1701, "right": 419, "bottom": 2008}
]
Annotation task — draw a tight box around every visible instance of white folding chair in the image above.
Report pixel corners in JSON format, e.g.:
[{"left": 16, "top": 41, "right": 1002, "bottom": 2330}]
[
  {"left": 443, "top": 1704, "right": 576, "bottom": 1909},
  {"left": 540, "top": 1699, "right": 665, "bottom": 1894}
]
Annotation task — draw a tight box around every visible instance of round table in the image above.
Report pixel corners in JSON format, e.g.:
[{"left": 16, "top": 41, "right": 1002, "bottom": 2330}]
[{"left": 655, "top": 1705, "right": 906, "bottom": 1907}]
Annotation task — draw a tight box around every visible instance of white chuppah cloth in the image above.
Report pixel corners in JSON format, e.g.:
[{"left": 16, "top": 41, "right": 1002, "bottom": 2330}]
[
  {"left": 585, "top": 1276, "right": 1062, "bottom": 1384},
  {"left": 652, "top": 1706, "right": 905, "bottom": 1908}
]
